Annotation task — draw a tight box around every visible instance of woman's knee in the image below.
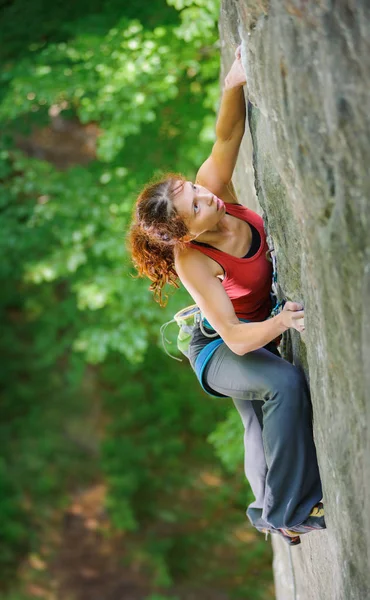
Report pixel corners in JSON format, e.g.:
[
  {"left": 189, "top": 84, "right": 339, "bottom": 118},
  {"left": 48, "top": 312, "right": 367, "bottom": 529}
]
[{"left": 265, "top": 363, "right": 307, "bottom": 402}]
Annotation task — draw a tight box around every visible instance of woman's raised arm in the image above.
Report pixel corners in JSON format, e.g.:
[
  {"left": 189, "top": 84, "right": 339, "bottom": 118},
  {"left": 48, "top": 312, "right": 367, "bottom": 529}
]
[{"left": 196, "top": 46, "right": 247, "bottom": 196}]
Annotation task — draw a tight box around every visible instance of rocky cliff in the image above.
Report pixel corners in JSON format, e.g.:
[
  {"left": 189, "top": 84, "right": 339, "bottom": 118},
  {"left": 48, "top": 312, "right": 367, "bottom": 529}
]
[{"left": 219, "top": 1, "right": 370, "bottom": 598}]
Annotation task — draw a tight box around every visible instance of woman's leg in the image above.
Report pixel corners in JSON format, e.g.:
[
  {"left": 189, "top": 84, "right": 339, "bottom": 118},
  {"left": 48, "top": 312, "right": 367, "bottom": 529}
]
[
  {"left": 203, "top": 342, "right": 323, "bottom": 531},
  {"left": 231, "top": 397, "right": 272, "bottom": 533}
]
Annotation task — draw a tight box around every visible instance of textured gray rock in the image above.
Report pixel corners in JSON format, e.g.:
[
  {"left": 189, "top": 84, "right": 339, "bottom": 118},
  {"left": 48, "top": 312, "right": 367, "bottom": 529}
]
[{"left": 220, "top": 1, "right": 370, "bottom": 599}]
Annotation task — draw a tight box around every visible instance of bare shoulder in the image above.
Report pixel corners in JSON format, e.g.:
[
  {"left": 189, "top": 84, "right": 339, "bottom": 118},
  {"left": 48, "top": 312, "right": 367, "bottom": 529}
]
[
  {"left": 175, "top": 245, "right": 221, "bottom": 282},
  {"left": 174, "top": 244, "right": 240, "bottom": 336}
]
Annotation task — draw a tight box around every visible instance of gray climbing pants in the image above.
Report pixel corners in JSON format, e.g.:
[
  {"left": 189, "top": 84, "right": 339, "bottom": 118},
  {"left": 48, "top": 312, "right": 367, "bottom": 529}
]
[{"left": 203, "top": 341, "right": 323, "bottom": 531}]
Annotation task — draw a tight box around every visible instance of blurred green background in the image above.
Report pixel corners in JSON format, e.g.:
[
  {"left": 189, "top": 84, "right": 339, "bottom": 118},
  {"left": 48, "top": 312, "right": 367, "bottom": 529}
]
[{"left": 0, "top": 0, "right": 274, "bottom": 598}]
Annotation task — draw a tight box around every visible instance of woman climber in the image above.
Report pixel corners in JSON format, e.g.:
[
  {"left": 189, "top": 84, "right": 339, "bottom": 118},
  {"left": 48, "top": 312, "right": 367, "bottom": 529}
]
[{"left": 129, "top": 46, "right": 325, "bottom": 545}]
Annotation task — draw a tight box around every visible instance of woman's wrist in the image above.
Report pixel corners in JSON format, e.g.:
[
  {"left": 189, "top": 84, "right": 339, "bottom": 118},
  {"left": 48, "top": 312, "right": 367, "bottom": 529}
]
[
  {"left": 275, "top": 312, "right": 290, "bottom": 334},
  {"left": 223, "top": 79, "right": 245, "bottom": 92},
  {"left": 215, "top": 85, "right": 245, "bottom": 140}
]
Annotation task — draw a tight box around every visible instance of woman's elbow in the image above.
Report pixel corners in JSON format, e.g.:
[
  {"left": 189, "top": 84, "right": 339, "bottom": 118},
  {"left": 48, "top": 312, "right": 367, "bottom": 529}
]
[
  {"left": 220, "top": 328, "right": 248, "bottom": 356},
  {"left": 224, "top": 338, "right": 251, "bottom": 356}
]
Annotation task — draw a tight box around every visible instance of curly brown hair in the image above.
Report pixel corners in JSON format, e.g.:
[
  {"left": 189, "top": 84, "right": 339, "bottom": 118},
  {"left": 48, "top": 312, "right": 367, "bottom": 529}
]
[{"left": 129, "top": 173, "right": 191, "bottom": 305}]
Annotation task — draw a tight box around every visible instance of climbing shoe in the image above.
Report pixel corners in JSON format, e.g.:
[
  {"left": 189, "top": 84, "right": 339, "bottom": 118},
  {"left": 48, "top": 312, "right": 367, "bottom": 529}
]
[
  {"left": 261, "top": 503, "right": 325, "bottom": 543},
  {"left": 289, "top": 502, "right": 326, "bottom": 534},
  {"left": 278, "top": 529, "right": 301, "bottom": 546}
]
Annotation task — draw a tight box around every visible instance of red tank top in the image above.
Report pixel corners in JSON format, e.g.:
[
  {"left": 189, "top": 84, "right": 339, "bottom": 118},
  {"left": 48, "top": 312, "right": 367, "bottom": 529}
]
[{"left": 189, "top": 203, "right": 273, "bottom": 322}]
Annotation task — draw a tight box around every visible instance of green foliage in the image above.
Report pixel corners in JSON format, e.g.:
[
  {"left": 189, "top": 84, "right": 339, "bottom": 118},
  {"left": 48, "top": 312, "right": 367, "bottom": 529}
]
[
  {"left": 98, "top": 348, "right": 267, "bottom": 593},
  {"left": 101, "top": 348, "right": 228, "bottom": 528},
  {"left": 146, "top": 595, "right": 179, "bottom": 600},
  {"left": 208, "top": 407, "right": 245, "bottom": 472},
  {"left": 0, "top": 0, "right": 220, "bottom": 364},
  {"left": 168, "top": 0, "right": 220, "bottom": 44}
]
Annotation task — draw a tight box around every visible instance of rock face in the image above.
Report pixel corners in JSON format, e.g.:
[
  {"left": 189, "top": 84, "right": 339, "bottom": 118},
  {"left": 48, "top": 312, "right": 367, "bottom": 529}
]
[{"left": 220, "top": 2, "right": 370, "bottom": 599}]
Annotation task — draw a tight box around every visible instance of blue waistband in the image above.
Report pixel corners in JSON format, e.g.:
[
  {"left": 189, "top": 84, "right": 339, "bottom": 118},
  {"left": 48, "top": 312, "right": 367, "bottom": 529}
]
[{"left": 194, "top": 338, "right": 224, "bottom": 397}]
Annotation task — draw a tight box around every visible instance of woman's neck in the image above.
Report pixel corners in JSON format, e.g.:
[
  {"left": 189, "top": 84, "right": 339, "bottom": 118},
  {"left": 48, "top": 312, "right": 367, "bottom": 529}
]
[{"left": 193, "top": 213, "right": 238, "bottom": 245}]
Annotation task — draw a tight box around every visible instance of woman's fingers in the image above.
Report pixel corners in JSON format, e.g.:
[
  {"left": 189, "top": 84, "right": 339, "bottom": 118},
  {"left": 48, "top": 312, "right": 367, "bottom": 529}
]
[
  {"left": 290, "top": 310, "right": 305, "bottom": 320},
  {"left": 283, "top": 301, "right": 304, "bottom": 312},
  {"left": 294, "top": 317, "right": 305, "bottom": 331},
  {"left": 235, "top": 44, "right": 242, "bottom": 59}
]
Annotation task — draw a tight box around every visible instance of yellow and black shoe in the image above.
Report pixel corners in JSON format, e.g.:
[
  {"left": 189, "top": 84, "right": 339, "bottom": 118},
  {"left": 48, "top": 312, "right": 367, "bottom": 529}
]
[
  {"left": 278, "top": 528, "right": 301, "bottom": 546},
  {"left": 289, "top": 502, "right": 326, "bottom": 534}
]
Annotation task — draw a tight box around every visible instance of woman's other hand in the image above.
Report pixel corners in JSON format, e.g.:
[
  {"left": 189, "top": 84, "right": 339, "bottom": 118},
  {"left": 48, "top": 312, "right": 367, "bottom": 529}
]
[
  {"left": 224, "top": 44, "right": 247, "bottom": 90},
  {"left": 280, "top": 301, "right": 305, "bottom": 333}
]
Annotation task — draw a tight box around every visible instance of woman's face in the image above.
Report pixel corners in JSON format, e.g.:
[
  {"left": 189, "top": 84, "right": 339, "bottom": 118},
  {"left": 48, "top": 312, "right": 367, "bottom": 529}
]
[{"left": 172, "top": 180, "right": 225, "bottom": 238}]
